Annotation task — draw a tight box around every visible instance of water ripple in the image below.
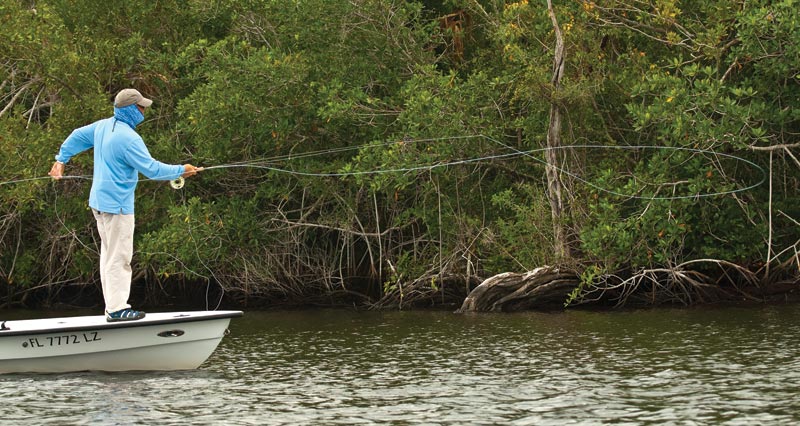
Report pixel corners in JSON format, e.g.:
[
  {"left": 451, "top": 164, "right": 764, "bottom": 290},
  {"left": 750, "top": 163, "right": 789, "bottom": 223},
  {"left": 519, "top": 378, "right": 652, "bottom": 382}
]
[{"left": 2, "top": 305, "right": 800, "bottom": 424}]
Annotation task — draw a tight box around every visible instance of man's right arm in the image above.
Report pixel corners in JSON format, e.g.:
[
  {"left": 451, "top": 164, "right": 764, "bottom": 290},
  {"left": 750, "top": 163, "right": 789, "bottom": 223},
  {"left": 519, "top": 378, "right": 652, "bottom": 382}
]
[
  {"left": 50, "top": 122, "right": 97, "bottom": 179},
  {"left": 54, "top": 122, "right": 97, "bottom": 164}
]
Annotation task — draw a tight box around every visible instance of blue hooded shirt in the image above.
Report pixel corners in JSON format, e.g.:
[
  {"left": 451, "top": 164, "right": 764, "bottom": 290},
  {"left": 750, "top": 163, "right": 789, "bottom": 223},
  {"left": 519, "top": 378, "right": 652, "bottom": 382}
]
[{"left": 55, "top": 105, "right": 184, "bottom": 214}]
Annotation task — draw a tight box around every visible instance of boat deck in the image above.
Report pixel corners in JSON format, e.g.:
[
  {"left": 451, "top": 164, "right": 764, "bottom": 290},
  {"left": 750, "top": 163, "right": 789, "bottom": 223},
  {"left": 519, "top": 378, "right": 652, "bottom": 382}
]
[{"left": 0, "top": 311, "right": 243, "bottom": 337}]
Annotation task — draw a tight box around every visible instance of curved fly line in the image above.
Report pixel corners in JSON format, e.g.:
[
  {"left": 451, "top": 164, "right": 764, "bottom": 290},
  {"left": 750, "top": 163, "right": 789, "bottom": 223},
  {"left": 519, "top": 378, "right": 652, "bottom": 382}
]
[{"left": 1, "top": 134, "right": 766, "bottom": 200}]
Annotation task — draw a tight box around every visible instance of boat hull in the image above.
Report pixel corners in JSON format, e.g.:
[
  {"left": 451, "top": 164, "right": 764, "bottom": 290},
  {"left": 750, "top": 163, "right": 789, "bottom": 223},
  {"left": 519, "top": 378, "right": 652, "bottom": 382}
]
[{"left": 0, "top": 311, "right": 242, "bottom": 374}]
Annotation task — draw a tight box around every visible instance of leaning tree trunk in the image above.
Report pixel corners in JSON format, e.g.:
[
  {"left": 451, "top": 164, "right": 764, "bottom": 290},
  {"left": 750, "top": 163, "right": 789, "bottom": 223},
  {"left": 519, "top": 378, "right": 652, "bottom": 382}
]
[{"left": 545, "top": 0, "right": 570, "bottom": 260}]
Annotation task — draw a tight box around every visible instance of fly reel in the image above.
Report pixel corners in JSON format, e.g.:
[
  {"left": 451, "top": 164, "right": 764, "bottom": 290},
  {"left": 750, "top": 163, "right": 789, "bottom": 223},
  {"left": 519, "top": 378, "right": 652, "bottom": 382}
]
[{"left": 170, "top": 176, "right": 185, "bottom": 189}]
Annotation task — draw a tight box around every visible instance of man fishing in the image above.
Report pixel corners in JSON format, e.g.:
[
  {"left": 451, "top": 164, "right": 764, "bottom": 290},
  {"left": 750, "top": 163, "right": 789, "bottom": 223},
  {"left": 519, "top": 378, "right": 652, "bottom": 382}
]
[{"left": 49, "top": 88, "right": 200, "bottom": 322}]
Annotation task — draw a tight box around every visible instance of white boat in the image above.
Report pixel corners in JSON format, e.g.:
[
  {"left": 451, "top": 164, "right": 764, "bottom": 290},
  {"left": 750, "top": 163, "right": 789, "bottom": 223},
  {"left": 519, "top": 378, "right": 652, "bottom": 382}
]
[{"left": 0, "top": 310, "right": 242, "bottom": 374}]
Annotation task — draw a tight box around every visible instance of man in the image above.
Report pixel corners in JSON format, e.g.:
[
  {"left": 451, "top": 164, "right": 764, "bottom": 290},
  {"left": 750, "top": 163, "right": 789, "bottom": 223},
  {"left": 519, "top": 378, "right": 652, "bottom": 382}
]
[{"left": 49, "top": 88, "right": 200, "bottom": 322}]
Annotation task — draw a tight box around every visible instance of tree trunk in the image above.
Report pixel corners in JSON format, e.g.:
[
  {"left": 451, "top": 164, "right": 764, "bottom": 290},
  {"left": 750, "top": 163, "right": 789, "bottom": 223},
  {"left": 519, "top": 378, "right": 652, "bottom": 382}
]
[{"left": 545, "top": 0, "right": 570, "bottom": 260}]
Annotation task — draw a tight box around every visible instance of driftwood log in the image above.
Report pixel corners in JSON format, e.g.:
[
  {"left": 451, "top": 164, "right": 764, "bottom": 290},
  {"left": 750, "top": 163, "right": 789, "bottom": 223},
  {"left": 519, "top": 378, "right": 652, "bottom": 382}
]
[
  {"left": 457, "top": 267, "right": 579, "bottom": 312},
  {"left": 455, "top": 259, "right": 799, "bottom": 313}
]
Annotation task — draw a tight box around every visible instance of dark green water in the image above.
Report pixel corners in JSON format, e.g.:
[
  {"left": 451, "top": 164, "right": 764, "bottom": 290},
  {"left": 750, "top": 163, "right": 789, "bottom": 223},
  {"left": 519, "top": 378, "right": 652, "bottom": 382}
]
[{"left": 2, "top": 305, "right": 800, "bottom": 425}]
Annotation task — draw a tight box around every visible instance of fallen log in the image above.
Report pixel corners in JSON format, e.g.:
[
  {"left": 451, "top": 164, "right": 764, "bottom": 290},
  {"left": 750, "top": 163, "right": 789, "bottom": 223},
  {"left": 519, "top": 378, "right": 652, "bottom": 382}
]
[{"left": 456, "top": 267, "right": 579, "bottom": 312}]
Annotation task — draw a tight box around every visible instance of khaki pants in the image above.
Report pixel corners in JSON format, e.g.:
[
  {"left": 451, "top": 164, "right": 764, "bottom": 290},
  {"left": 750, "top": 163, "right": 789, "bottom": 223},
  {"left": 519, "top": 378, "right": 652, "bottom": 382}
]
[{"left": 92, "top": 209, "right": 135, "bottom": 313}]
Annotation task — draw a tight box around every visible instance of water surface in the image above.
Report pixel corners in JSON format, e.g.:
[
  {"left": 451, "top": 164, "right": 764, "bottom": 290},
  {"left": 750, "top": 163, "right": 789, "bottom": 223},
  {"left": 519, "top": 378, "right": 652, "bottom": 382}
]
[{"left": 2, "top": 305, "right": 800, "bottom": 424}]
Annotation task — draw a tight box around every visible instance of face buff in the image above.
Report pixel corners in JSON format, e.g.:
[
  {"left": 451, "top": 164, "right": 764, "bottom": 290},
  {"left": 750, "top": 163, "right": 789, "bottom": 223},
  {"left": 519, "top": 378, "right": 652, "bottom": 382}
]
[{"left": 113, "top": 104, "right": 145, "bottom": 129}]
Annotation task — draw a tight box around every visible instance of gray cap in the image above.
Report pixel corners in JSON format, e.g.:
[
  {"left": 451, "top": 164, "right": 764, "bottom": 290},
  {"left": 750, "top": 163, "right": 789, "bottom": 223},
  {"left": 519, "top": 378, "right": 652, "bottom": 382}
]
[{"left": 114, "top": 88, "right": 153, "bottom": 108}]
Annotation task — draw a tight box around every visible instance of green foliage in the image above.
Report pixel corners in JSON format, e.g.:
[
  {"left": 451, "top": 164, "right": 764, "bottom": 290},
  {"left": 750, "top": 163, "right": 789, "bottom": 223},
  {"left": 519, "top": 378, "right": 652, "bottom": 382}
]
[
  {"left": 485, "top": 186, "right": 555, "bottom": 271},
  {"left": 139, "top": 197, "right": 228, "bottom": 281},
  {"left": 572, "top": 0, "right": 794, "bottom": 271},
  {"left": 564, "top": 264, "right": 606, "bottom": 307},
  {"left": 1, "top": 0, "right": 797, "bottom": 304}
]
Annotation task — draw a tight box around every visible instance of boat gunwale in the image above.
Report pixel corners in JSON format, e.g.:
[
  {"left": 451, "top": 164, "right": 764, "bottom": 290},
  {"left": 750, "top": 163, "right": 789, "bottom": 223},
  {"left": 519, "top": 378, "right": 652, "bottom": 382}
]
[{"left": 0, "top": 311, "right": 243, "bottom": 337}]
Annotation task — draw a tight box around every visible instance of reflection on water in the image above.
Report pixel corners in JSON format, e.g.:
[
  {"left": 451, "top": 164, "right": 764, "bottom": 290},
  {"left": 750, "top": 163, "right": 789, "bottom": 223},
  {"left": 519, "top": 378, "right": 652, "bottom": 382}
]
[{"left": 2, "top": 305, "right": 800, "bottom": 424}]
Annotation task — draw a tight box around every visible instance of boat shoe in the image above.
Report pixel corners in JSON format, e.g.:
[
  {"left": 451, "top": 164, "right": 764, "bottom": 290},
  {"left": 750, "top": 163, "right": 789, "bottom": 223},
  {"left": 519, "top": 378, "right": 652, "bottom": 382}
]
[{"left": 106, "top": 308, "right": 146, "bottom": 322}]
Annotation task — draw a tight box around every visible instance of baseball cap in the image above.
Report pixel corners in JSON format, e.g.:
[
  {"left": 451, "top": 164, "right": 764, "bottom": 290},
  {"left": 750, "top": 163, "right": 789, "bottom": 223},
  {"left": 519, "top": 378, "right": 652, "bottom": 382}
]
[{"left": 114, "top": 89, "right": 153, "bottom": 108}]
